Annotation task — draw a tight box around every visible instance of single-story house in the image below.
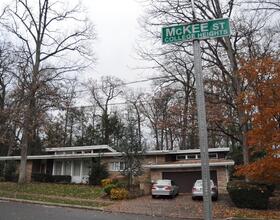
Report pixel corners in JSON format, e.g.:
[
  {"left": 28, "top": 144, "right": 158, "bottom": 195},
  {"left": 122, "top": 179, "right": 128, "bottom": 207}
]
[{"left": 0, "top": 145, "right": 234, "bottom": 194}]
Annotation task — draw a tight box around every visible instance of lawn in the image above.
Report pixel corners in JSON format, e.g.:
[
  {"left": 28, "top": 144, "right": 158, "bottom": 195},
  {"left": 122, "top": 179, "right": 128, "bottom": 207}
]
[{"left": 0, "top": 182, "right": 110, "bottom": 208}]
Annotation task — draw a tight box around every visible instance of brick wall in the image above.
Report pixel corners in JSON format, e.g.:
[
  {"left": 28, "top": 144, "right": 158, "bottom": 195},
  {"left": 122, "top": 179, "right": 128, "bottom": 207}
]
[{"left": 216, "top": 167, "right": 228, "bottom": 193}]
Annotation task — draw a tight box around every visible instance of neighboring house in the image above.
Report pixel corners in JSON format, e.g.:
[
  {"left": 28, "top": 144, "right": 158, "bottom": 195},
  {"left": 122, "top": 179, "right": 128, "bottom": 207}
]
[{"left": 0, "top": 145, "right": 234, "bottom": 194}]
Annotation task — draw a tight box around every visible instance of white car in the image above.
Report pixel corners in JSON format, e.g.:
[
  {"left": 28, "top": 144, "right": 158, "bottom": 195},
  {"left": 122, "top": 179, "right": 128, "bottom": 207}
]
[
  {"left": 151, "top": 179, "right": 179, "bottom": 198},
  {"left": 192, "top": 179, "right": 218, "bottom": 201}
]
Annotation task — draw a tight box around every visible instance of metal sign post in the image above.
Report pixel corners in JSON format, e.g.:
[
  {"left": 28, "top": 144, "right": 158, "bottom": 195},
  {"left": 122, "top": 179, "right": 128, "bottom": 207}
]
[
  {"left": 191, "top": 0, "right": 212, "bottom": 218},
  {"left": 191, "top": 0, "right": 213, "bottom": 219},
  {"left": 161, "top": 1, "right": 231, "bottom": 220}
]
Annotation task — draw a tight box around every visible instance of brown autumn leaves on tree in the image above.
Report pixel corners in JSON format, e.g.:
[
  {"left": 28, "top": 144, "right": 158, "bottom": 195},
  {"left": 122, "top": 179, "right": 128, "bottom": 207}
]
[{"left": 235, "top": 57, "right": 280, "bottom": 183}]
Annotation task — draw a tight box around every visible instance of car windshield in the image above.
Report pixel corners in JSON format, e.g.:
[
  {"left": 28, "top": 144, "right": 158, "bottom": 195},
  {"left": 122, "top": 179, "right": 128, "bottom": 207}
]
[
  {"left": 156, "top": 180, "right": 171, "bottom": 185},
  {"left": 194, "top": 180, "right": 214, "bottom": 187}
]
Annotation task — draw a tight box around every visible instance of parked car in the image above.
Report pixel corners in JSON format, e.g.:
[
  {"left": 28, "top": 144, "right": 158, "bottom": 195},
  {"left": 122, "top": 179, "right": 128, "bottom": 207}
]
[
  {"left": 151, "top": 179, "right": 179, "bottom": 198},
  {"left": 192, "top": 179, "right": 218, "bottom": 201}
]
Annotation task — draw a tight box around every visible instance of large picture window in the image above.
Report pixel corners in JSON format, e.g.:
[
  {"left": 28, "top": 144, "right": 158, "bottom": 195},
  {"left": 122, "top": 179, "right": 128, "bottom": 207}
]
[
  {"left": 82, "top": 160, "right": 91, "bottom": 176},
  {"left": 64, "top": 160, "right": 71, "bottom": 175},
  {"left": 54, "top": 161, "right": 62, "bottom": 175},
  {"left": 73, "top": 160, "right": 80, "bottom": 176}
]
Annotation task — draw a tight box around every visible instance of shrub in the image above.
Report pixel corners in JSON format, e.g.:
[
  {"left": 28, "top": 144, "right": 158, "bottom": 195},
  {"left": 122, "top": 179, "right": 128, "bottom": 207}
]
[
  {"left": 115, "top": 181, "right": 127, "bottom": 189},
  {"left": 103, "top": 183, "right": 117, "bottom": 195},
  {"left": 3, "top": 161, "right": 17, "bottom": 182},
  {"left": 227, "top": 180, "right": 270, "bottom": 210},
  {"left": 89, "top": 158, "right": 109, "bottom": 186},
  {"left": 101, "top": 178, "right": 113, "bottom": 187},
  {"left": 0, "top": 177, "right": 5, "bottom": 182},
  {"left": 0, "top": 161, "right": 4, "bottom": 177},
  {"left": 110, "top": 188, "right": 128, "bottom": 200},
  {"left": 32, "top": 173, "right": 53, "bottom": 182},
  {"left": 52, "top": 175, "right": 71, "bottom": 183}
]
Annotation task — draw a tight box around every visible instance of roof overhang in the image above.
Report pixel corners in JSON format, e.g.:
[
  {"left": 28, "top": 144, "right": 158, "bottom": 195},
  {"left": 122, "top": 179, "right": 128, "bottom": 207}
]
[
  {"left": 0, "top": 147, "right": 231, "bottom": 161},
  {"left": 144, "top": 161, "right": 235, "bottom": 169},
  {"left": 45, "top": 145, "right": 116, "bottom": 153},
  {"left": 144, "top": 147, "right": 230, "bottom": 155},
  {"left": 0, "top": 152, "right": 122, "bottom": 161}
]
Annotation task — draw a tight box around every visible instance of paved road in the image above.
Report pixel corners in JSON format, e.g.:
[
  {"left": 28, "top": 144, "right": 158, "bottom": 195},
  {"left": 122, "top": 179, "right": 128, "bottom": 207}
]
[{"left": 0, "top": 200, "right": 184, "bottom": 220}]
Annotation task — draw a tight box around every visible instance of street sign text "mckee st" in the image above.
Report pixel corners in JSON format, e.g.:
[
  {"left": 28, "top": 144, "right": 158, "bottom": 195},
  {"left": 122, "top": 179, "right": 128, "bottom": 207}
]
[{"left": 162, "top": 18, "right": 230, "bottom": 44}]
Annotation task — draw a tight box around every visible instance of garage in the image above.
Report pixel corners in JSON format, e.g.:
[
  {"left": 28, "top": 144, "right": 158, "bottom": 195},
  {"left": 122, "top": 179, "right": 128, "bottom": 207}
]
[{"left": 162, "top": 170, "right": 217, "bottom": 193}]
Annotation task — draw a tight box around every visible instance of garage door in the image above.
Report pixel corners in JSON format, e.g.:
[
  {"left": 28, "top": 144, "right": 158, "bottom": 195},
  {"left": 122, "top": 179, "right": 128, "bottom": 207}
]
[{"left": 162, "top": 171, "right": 217, "bottom": 193}]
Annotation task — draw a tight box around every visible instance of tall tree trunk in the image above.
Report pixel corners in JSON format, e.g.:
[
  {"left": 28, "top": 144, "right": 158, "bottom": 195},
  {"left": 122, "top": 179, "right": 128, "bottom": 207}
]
[
  {"left": 213, "top": 0, "right": 249, "bottom": 165},
  {"left": 180, "top": 87, "right": 190, "bottom": 149},
  {"left": 63, "top": 107, "right": 69, "bottom": 146},
  {"left": 18, "top": 110, "right": 30, "bottom": 184}
]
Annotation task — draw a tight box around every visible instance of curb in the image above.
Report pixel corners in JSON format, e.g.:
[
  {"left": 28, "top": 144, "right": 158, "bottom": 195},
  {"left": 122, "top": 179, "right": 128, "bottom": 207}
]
[
  {"left": 0, "top": 197, "right": 104, "bottom": 212},
  {"left": 0, "top": 197, "right": 208, "bottom": 219}
]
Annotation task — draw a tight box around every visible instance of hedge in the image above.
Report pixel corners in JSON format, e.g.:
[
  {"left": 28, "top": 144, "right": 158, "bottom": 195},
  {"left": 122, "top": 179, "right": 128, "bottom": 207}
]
[
  {"left": 227, "top": 180, "right": 271, "bottom": 210},
  {"left": 31, "top": 174, "right": 71, "bottom": 183}
]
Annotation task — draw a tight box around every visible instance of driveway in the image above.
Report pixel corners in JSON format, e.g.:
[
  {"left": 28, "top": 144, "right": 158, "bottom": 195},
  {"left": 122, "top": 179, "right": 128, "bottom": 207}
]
[
  {"left": 105, "top": 194, "right": 226, "bottom": 219},
  {"left": 104, "top": 193, "right": 280, "bottom": 219}
]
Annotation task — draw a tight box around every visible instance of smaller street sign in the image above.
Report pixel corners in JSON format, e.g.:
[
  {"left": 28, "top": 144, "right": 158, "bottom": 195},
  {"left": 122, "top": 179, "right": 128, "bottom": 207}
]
[{"left": 162, "top": 18, "right": 230, "bottom": 44}]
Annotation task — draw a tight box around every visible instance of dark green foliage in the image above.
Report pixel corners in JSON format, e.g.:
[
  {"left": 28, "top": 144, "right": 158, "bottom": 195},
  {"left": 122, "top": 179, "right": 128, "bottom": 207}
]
[
  {"left": 88, "top": 157, "right": 109, "bottom": 186},
  {"left": 52, "top": 175, "right": 71, "bottom": 183},
  {"left": 103, "top": 183, "right": 117, "bottom": 195},
  {"left": 227, "top": 146, "right": 243, "bottom": 166},
  {"left": 227, "top": 180, "right": 271, "bottom": 210},
  {"left": 0, "top": 161, "right": 4, "bottom": 177},
  {"left": 3, "top": 161, "right": 17, "bottom": 182},
  {"left": 31, "top": 174, "right": 71, "bottom": 183},
  {"left": 31, "top": 173, "right": 53, "bottom": 182}
]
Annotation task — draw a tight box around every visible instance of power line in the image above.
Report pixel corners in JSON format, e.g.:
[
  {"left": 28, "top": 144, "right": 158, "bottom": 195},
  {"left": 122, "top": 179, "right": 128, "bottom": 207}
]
[{"left": 72, "top": 74, "right": 185, "bottom": 95}]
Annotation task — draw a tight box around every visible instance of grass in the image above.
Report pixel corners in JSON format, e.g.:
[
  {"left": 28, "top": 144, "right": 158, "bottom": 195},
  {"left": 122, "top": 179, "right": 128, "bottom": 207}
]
[{"left": 0, "top": 182, "right": 110, "bottom": 208}]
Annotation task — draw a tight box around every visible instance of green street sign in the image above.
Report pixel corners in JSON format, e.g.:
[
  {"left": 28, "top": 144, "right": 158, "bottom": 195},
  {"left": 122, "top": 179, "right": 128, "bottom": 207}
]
[{"left": 162, "top": 18, "right": 230, "bottom": 44}]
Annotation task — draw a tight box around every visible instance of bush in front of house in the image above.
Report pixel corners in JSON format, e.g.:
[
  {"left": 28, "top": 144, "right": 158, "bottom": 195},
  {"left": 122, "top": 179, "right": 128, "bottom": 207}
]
[
  {"left": 31, "top": 174, "right": 71, "bottom": 183},
  {"left": 32, "top": 173, "right": 53, "bottom": 182},
  {"left": 110, "top": 187, "right": 129, "bottom": 200},
  {"left": 227, "top": 180, "right": 271, "bottom": 210},
  {"left": 89, "top": 158, "right": 109, "bottom": 186},
  {"left": 52, "top": 175, "right": 71, "bottom": 183},
  {"left": 101, "top": 178, "right": 113, "bottom": 187},
  {"left": 3, "top": 161, "right": 18, "bottom": 182},
  {"left": 103, "top": 183, "right": 117, "bottom": 195},
  {"left": 0, "top": 161, "right": 4, "bottom": 177}
]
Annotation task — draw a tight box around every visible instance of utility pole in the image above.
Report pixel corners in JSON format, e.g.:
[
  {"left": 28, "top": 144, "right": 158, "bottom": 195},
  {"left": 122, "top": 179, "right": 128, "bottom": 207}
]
[{"left": 191, "top": 0, "right": 212, "bottom": 219}]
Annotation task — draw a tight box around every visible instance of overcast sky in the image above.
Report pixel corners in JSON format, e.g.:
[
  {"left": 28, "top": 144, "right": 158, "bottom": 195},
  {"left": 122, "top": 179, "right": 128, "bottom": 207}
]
[{"left": 81, "top": 0, "right": 149, "bottom": 84}]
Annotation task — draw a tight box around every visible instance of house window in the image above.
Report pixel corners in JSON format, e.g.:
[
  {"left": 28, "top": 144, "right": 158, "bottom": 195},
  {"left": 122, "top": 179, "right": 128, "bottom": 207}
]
[
  {"left": 176, "top": 155, "right": 186, "bottom": 160},
  {"left": 109, "top": 162, "right": 125, "bottom": 171},
  {"left": 63, "top": 160, "right": 71, "bottom": 175},
  {"left": 84, "top": 150, "right": 91, "bottom": 154},
  {"left": 186, "top": 154, "right": 197, "bottom": 159},
  {"left": 55, "top": 152, "right": 64, "bottom": 155},
  {"left": 73, "top": 160, "right": 80, "bottom": 176},
  {"left": 82, "top": 160, "right": 91, "bottom": 176},
  {"left": 54, "top": 161, "right": 62, "bottom": 175},
  {"left": 209, "top": 153, "right": 218, "bottom": 159}
]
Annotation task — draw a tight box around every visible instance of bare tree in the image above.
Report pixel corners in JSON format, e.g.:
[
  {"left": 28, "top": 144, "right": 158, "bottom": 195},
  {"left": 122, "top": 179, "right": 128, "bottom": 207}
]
[
  {"left": 245, "top": 0, "right": 280, "bottom": 12},
  {"left": 139, "top": 0, "right": 280, "bottom": 164},
  {"left": 1, "top": 0, "right": 95, "bottom": 183},
  {"left": 88, "top": 76, "right": 123, "bottom": 144}
]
